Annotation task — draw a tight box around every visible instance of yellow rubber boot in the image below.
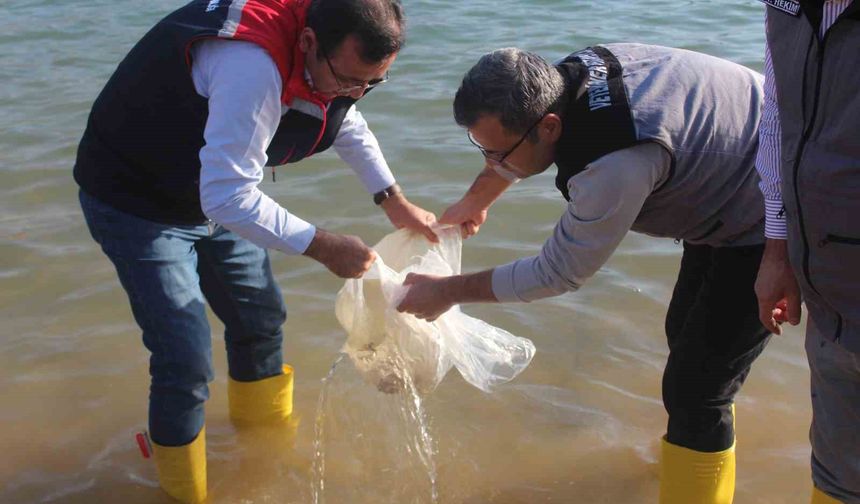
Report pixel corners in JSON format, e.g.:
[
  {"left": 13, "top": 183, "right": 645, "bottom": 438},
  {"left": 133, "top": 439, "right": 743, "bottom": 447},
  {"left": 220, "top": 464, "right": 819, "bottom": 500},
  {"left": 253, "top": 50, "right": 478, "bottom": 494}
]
[
  {"left": 226, "top": 364, "right": 303, "bottom": 496},
  {"left": 659, "top": 438, "right": 736, "bottom": 504},
  {"left": 228, "top": 364, "right": 294, "bottom": 426},
  {"left": 812, "top": 487, "right": 843, "bottom": 503},
  {"left": 152, "top": 427, "right": 207, "bottom": 503}
]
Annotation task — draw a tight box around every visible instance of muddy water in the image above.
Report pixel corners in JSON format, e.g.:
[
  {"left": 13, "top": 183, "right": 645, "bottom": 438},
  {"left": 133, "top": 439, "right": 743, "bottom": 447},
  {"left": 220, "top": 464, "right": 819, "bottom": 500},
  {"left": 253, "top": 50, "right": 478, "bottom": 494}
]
[{"left": 0, "top": 0, "right": 810, "bottom": 502}]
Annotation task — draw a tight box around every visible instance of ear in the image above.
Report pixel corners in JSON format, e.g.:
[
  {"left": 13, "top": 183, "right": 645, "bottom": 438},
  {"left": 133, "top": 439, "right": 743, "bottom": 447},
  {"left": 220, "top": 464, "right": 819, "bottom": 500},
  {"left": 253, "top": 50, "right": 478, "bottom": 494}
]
[
  {"left": 542, "top": 113, "right": 563, "bottom": 143},
  {"left": 298, "top": 27, "right": 315, "bottom": 54}
]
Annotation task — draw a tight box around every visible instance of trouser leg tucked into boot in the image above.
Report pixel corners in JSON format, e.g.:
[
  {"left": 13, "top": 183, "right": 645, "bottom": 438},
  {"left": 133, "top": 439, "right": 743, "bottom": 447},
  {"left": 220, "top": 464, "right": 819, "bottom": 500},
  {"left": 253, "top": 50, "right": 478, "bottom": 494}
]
[
  {"left": 152, "top": 427, "right": 207, "bottom": 503},
  {"left": 659, "top": 243, "right": 771, "bottom": 504},
  {"left": 227, "top": 363, "right": 302, "bottom": 485},
  {"left": 811, "top": 487, "right": 843, "bottom": 504},
  {"left": 659, "top": 436, "right": 735, "bottom": 504},
  {"left": 228, "top": 364, "right": 294, "bottom": 426},
  {"left": 194, "top": 230, "right": 291, "bottom": 427}
]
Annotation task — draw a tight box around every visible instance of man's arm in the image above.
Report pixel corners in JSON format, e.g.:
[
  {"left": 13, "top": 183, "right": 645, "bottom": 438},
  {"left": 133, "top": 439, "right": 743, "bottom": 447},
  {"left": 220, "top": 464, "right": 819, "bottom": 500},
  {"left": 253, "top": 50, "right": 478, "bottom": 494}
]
[
  {"left": 397, "top": 269, "right": 496, "bottom": 321},
  {"left": 333, "top": 106, "right": 439, "bottom": 243},
  {"left": 194, "top": 39, "right": 374, "bottom": 278},
  {"left": 753, "top": 13, "right": 802, "bottom": 334},
  {"left": 755, "top": 24, "right": 788, "bottom": 241},
  {"left": 333, "top": 105, "right": 396, "bottom": 194},
  {"left": 439, "top": 165, "right": 516, "bottom": 238},
  {"left": 397, "top": 143, "right": 668, "bottom": 320}
]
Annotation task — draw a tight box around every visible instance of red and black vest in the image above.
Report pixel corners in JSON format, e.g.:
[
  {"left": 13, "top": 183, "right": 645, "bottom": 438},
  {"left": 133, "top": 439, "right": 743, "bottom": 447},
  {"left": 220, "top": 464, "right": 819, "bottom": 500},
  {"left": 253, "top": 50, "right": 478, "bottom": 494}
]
[{"left": 74, "top": 0, "right": 354, "bottom": 224}]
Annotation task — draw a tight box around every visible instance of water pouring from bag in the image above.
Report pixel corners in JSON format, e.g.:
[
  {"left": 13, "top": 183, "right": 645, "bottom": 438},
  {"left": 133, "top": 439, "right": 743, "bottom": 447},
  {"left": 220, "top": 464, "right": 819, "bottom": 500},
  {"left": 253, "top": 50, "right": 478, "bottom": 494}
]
[{"left": 335, "top": 226, "right": 535, "bottom": 394}]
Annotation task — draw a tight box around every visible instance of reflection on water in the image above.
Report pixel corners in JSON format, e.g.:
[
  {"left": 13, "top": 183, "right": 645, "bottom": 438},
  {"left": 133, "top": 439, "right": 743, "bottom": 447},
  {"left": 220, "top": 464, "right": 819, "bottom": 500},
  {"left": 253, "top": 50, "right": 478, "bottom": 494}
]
[{"left": 0, "top": 0, "right": 813, "bottom": 503}]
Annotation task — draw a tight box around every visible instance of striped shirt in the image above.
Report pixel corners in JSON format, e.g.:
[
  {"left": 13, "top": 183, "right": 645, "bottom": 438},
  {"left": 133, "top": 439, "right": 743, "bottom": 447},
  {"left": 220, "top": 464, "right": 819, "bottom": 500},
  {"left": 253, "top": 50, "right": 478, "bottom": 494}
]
[{"left": 756, "top": 0, "right": 854, "bottom": 239}]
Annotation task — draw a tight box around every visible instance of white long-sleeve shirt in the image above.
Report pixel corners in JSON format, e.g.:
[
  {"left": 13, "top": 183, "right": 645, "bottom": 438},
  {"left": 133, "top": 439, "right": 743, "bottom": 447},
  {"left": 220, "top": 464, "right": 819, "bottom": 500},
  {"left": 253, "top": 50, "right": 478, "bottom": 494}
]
[
  {"left": 191, "top": 39, "right": 396, "bottom": 254},
  {"left": 755, "top": 0, "right": 854, "bottom": 239}
]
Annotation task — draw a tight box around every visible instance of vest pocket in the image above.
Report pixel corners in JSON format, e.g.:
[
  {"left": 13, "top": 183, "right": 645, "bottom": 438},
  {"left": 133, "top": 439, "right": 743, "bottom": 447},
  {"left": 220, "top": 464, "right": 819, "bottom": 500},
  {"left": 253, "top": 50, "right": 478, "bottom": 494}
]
[
  {"left": 810, "top": 231, "right": 860, "bottom": 335},
  {"left": 819, "top": 234, "right": 860, "bottom": 247}
]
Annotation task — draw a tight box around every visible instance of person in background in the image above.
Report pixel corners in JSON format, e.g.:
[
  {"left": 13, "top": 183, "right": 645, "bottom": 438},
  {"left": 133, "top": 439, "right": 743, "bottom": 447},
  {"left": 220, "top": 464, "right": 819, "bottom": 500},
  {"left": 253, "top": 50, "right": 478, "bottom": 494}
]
[
  {"left": 753, "top": 1, "right": 860, "bottom": 502},
  {"left": 74, "top": 0, "right": 436, "bottom": 501},
  {"left": 398, "top": 44, "right": 770, "bottom": 503}
]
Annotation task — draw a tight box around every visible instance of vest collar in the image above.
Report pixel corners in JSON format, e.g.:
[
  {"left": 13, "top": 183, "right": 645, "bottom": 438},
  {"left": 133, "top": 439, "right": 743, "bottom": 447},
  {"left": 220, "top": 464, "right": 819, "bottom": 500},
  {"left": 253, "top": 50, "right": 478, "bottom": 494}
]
[
  {"left": 798, "top": 0, "right": 860, "bottom": 34},
  {"left": 553, "top": 47, "right": 638, "bottom": 200},
  {"left": 283, "top": 42, "right": 331, "bottom": 107}
]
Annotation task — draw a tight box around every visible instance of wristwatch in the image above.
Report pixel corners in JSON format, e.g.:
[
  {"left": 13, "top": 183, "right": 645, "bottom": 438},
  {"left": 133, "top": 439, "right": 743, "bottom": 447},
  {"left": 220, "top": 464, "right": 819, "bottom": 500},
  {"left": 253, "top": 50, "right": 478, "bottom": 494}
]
[{"left": 373, "top": 183, "right": 402, "bottom": 205}]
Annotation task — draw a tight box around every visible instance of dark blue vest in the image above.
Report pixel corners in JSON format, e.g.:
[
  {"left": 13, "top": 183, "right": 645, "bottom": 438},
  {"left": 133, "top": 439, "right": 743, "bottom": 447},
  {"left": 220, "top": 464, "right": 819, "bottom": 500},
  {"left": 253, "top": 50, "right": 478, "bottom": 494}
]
[{"left": 74, "top": 1, "right": 354, "bottom": 224}]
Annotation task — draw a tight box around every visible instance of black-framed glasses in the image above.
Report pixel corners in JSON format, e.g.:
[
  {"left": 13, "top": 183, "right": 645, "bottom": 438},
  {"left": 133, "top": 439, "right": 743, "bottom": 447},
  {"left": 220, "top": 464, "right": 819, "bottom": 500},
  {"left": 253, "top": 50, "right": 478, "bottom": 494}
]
[
  {"left": 467, "top": 116, "right": 544, "bottom": 166},
  {"left": 323, "top": 52, "right": 389, "bottom": 96}
]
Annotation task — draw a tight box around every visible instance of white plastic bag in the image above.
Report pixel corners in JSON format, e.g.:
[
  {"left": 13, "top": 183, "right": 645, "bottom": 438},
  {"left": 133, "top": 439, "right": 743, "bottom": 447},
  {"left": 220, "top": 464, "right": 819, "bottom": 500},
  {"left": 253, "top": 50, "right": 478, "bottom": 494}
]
[{"left": 335, "top": 226, "right": 535, "bottom": 394}]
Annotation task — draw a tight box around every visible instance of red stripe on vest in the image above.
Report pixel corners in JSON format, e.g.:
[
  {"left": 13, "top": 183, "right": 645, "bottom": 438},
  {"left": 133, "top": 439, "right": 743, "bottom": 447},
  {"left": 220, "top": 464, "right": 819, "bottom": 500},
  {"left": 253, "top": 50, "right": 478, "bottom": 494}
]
[
  {"left": 227, "top": 0, "right": 328, "bottom": 107},
  {"left": 224, "top": 0, "right": 329, "bottom": 154}
]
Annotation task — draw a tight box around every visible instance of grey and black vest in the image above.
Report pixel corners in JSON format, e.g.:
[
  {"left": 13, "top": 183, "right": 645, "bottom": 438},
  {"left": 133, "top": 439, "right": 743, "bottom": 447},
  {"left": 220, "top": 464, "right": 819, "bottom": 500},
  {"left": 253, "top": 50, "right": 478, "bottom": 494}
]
[
  {"left": 764, "top": 0, "right": 860, "bottom": 349},
  {"left": 73, "top": 1, "right": 355, "bottom": 225},
  {"left": 554, "top": 43, "right": 766, "bottom": 247}
]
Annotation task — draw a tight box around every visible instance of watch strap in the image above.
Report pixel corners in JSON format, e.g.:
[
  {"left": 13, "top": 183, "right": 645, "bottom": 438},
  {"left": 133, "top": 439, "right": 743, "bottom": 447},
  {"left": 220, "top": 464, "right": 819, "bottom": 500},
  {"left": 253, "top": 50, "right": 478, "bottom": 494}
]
[{"left": 373, "top": 183, "right": 402, "bottom": 205}]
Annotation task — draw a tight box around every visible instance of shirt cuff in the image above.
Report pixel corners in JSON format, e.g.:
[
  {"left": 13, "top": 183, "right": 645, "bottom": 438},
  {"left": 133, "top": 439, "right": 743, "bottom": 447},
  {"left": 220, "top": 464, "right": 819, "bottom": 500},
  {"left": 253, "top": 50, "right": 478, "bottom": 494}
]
[
  {"left": 491, "top": 256, "right": 562, "bottom": 303},
  {"left": 493, "top": 255, "right": 578, "bottom": 303},
  {"left": 764, "top": 198, "right": 787, "bottom": 240},
  {"left": 362, "top": 165, "right": 396, "bottom": 195},
  {"left": 281, "top": 215, "right": 317, "bottom": 255},
  {"left": 491, "top": 261, "right": 524, "bottom": 303}
]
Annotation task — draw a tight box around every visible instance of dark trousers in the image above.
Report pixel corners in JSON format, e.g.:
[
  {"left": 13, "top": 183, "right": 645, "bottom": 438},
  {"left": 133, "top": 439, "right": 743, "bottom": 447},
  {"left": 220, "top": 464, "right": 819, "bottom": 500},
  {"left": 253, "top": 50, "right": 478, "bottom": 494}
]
[{"left": 662, "top": 241, "right": 771, "bottom": 452}]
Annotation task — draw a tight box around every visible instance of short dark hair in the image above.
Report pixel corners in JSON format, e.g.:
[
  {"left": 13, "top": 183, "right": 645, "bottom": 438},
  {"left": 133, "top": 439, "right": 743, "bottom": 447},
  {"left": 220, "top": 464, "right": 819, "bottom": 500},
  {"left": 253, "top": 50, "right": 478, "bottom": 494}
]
[
  {"left": 454, "top": 48, "right": 568, "bottom": 138},
  {"left": 306, "top": 0, "right": 405, "bottom": 63}
]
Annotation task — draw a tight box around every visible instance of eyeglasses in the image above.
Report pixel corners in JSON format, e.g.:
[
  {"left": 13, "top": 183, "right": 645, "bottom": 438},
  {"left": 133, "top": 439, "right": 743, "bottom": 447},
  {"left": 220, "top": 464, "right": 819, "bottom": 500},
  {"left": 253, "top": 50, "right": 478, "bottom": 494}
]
[
  {"left": 467, "top": 116, "right": 544, "bottom": 167},
  {"left": 323, "top": 52, "right": 389, "bottom": 96}
]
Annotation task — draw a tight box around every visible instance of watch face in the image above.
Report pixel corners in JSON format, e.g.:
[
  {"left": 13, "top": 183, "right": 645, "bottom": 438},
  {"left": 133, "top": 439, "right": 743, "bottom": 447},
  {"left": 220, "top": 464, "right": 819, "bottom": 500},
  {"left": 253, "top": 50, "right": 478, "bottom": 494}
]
[{"left": 373, "top": 189, "right": 387, "bottom": 205}]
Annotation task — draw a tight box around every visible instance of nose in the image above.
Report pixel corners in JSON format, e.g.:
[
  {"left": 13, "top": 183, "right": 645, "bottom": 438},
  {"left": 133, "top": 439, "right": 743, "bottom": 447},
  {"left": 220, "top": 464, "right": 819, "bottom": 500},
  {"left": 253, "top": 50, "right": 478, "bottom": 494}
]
[{"left": 347, "top": 85, "right": 367, "bottom": 99}]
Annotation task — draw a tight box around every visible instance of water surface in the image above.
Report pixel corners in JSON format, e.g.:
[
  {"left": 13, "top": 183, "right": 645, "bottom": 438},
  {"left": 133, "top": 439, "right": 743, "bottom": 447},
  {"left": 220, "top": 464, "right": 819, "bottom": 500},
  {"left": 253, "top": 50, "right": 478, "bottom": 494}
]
[{"left": 0, "top": 1, "right": 810, "bottom": 502}]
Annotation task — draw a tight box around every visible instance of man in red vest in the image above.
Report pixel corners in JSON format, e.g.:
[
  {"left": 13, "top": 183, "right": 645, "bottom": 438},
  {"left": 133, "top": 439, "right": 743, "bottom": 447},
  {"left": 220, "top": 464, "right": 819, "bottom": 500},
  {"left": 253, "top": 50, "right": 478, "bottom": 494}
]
[{"left": 74, "top": 1, "right": 435, "bottom": 501}]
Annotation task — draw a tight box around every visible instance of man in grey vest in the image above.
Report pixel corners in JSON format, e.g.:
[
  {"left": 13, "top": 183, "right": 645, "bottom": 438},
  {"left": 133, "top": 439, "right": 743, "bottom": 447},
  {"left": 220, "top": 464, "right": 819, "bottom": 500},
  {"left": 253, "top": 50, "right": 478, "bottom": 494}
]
[
  {"left": 753, "top": 1, "right": 860, "bottom": 503},
  {"left": 397, "top": 44, "right": 769, "bottom": 503}
]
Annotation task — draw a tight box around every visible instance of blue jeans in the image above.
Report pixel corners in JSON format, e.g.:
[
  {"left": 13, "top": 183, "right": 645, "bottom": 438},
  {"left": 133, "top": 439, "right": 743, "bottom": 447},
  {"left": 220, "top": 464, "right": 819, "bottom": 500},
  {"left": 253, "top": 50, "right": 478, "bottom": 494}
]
[{"left": 79, "top": 190, "right": 286, "bottom": 446}]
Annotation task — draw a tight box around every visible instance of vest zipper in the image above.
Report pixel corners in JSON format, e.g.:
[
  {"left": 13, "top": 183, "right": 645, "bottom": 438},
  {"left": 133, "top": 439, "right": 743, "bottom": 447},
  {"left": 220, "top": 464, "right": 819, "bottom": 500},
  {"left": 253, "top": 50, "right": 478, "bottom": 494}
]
[
  {"left": 792, "top": 29, "right": 843, "bottom": 341},
  {"left": 792, "top": 36, "right": 823, "bottom": 294}
]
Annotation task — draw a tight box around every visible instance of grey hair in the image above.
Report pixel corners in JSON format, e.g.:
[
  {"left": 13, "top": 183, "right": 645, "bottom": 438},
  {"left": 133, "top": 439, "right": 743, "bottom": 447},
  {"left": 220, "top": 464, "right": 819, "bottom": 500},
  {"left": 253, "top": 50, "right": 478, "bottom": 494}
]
[{"left": 453, "top": 48, "right": 567, "bottom": 138}]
